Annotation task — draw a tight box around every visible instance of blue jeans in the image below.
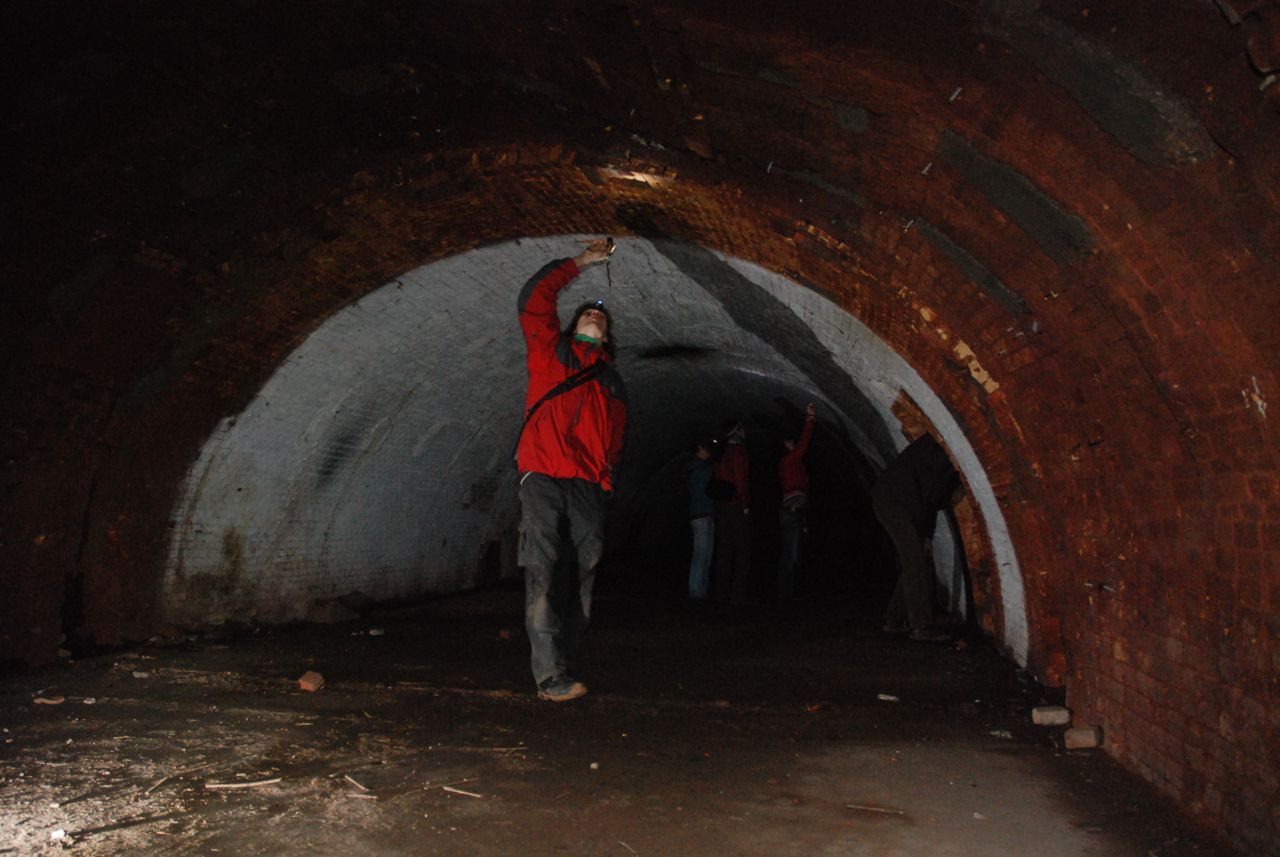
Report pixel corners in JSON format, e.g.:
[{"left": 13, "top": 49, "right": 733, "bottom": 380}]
[
  {"left": 519, "top": 474, "right": 606, "bottom": 688},
  {"left": 688, "top": 516, "right": 714, "bottom": 600}
]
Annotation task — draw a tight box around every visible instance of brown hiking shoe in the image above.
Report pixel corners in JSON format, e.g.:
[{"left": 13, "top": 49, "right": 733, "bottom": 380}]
[{"left": 537, "top": 680, "right": 589, "bottom": 702}]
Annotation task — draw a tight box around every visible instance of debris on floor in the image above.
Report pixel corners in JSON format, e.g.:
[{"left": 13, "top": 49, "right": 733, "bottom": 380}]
[
  {"left": 205, "top": 776, "right": 283, "bottom": 790},
  {"left": 298, "top": 670, "right": 325, "bottom": 692},
  {"left": 1065, "top": 725, "right": 1103, "bottom": 749},
  {"left": 441, "top": 785, "right": 483, "bottom": 799},
  {"left": 1032, "top": 705, "right": 1071, "bottom": 725},
  {"left": 0, "top": 589, "right": 1240, "bottom": 856},
  {"left": 845, "top": 803, "right": 906, "bottom": 816}
]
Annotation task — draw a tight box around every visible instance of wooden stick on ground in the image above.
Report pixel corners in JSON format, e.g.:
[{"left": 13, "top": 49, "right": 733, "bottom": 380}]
[
  {"left": 205, "top": 777, "right": 282, "bottom": 790},
  {"left": 423, "top": 777, "right": 477, "bottom": 791},
  {"left": 343, "top": 774, "right": 370, "bottom": 792},
  {"left": 441, "top": 785, "right": 483, "bottom": 799},
  {"left": 145, "top": 774, "right": 172, "bottom": 795},
  {"left": 146, "top": 762, "right": 214, "bottom": 795},
  {"left": 845, "top": 803, "right": 905, "bottom": 816}
]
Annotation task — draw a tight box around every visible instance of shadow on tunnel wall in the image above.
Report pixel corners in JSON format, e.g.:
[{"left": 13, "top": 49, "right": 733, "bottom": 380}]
[{"left": 615, "top": 203, "right": 897, "bottom": 460}]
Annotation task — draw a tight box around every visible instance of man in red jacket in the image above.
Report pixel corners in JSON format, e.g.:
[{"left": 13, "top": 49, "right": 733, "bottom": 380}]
[
  {"left": 515, "top": 238, "right": 627, "bottom": 702},
  {"left": 776, "top": 403, "right": 816, "bottom": 600},
  {"left": 712, "top": 421, "right": 752, "bottom": 605}
]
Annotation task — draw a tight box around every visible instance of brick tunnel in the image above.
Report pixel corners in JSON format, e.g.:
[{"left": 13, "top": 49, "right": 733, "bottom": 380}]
[{"left": 4, "top": 0, "right": 1278, "bottom": 853}]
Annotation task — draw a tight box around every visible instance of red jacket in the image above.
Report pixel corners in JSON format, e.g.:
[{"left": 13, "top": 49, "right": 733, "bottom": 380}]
[
  {"left": 778, "top": 416, "right": 815, "bottom": 502},
  {"left": 714, "top": 440, "right": 751, "bottom": 510},
  {"left": 516, "top": 258, "right": 627, "bottom": 490}
]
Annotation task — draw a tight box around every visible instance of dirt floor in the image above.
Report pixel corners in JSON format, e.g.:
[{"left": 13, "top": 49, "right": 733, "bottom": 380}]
[{"left": 0, "top": 587, "right": 1244, "bottom": 856}]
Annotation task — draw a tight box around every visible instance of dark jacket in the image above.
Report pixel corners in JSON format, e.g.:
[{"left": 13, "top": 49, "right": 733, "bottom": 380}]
[
  {"left": 714, "top": 440, "right": 751, "bottom": 510},
  {"left": 516, "top": 258, "right": 627, "bottom": 491},
  {"left": 872, "top": 435, "right": 960, "bottom": 537},
  {"left": 687, "top": 455, "right": 714, "bottom": 519}
]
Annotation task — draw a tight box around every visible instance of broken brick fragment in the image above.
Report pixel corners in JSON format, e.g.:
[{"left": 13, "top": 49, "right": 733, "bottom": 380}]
[{"left": 298, "top": 671, "right": 325, "bottom": 692}]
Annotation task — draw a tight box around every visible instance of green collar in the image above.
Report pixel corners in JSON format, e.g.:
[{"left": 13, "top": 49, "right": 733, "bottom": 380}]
[{"left": 573, "top": 333, "right": 602, "bottom": 346}]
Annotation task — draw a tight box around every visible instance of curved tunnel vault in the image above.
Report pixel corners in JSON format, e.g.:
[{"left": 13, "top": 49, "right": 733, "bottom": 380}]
[{"left": 162, "top": 235, "right": 1027, "bottom": 663}]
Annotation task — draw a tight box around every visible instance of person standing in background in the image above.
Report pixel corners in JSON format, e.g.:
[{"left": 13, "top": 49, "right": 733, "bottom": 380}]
[
  {"left": 686, "top": 441, "right": 715, "bottom": 603},
  {"left": 872, "top": 432, "right": 962, "bottom": 642},
  {"left": 776, "top": 403, "right": 816, "bottom": 600},
  {"left": 712, "top": 422, "right": 752, "bottom": 605}
]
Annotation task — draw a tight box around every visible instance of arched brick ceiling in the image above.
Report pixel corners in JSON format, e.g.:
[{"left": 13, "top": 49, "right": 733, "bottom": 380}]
[{"left": 5, "top": 1, "right": 1278, "bottom": 852}]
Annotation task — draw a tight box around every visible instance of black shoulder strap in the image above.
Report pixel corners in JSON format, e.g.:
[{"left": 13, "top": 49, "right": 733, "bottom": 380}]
[
  {"left": 512, "top": 360, "right": 608, "bottom": 464},
  {"left": 524, "top": 360, "right": 607, "bottom": 423}
]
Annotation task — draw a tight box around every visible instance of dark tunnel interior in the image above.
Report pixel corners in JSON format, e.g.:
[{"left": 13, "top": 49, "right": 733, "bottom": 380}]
[{"left": 604, "top": 405, "right": 895, "bottom": 607}]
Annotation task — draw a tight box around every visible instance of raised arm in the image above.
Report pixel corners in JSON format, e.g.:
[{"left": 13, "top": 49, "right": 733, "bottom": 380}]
[
  {"left": 517, "top": 239, "right": 615, "bottom": 353},
  {"left": 517, "top": 257, "right": 580, "bottom": 353},
  {"left": 796, "top": 403, "right": 816, "bottom": 457}
]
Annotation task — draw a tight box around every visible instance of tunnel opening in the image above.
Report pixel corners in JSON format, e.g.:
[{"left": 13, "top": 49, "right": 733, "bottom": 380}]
[{"left": 157, "top": 235, "right": 1014, "bottom": 664}]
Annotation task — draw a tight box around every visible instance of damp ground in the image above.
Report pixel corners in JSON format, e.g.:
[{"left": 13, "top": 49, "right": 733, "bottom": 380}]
[{"left": 0, "top": 586, "right": 1242, "bottom": 856}]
